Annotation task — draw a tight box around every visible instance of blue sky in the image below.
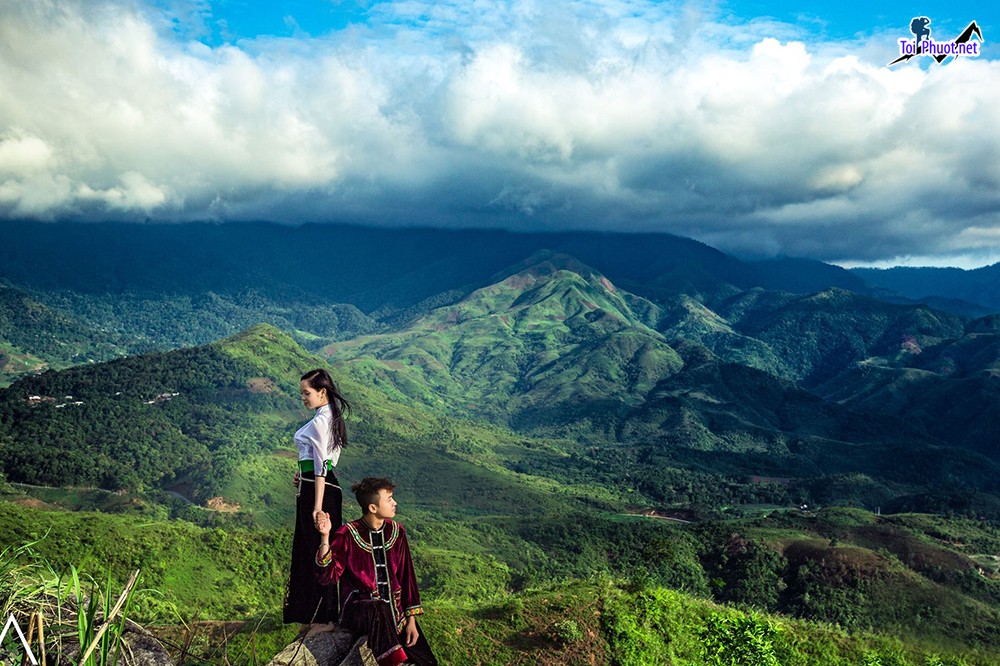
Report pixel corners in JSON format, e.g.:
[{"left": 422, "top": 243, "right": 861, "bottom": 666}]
[
  {"left": 166, "top": 0, "right": 990, "bottom": 46},
  {"left": 1, "top": 0, "right": 997, "bottom": 267}
]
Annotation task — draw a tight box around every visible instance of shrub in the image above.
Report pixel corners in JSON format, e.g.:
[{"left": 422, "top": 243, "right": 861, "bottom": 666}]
[
  {"left": 700, "top": 612, "right": 782, "bottom": 666},
  {"left": 552, "top": 619, "right": 584, "bottom": 644}
]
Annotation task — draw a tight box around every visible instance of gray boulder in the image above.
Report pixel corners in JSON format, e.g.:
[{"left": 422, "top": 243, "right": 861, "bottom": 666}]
[{"left": 266, "top": 628, "right": 377, "bottom": 666}]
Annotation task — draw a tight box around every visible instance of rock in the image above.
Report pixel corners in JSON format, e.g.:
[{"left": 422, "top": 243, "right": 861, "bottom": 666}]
[
  {"left": 266, "top": 627, "right": 377, "bottom": 666},
  {"left": 119, "top": 621, "right": 175, "bottom": 666},
  {"left": 54, "top": 619, "right": 174, "bottom": 666}
]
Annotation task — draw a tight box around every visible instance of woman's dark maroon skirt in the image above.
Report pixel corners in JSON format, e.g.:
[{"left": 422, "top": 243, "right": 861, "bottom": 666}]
[{"left": 283, "top": 471, "right": 342, "bottom": 624}]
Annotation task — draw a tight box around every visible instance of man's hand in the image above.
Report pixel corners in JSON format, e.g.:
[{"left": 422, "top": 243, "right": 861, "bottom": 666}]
[
  {"left": 403, "top": 616, "right": 418, "bottom": 647},
  {"left": 316, "top": 511, "right": 332, "bottom": 538}
]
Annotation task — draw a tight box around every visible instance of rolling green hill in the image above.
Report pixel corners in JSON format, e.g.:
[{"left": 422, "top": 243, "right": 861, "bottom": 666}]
[
  {"left": 816, "top": 325, "right": 1000, "bottom": 461},
  {"left": 4, "top": 323, "right": 1000, "bottom": 663},
  {"left": 324, "top": 254, "right": 680, "bottom": 426},
  {"left": 0, "top": 324, "right": 314, "bottom": 496},
  {"left": 0, "top": 283, "right": 124, "bottom": 384}
]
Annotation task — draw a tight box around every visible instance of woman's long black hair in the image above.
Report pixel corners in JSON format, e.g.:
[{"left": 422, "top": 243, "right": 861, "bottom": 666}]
[{"left": 301, "top": 368, "right": 351, "bottom": 448}]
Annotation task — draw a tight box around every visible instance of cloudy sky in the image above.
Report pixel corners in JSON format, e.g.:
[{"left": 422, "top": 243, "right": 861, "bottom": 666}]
[{"left": 0, "top": 1, "right": 996, "bottom": 267}]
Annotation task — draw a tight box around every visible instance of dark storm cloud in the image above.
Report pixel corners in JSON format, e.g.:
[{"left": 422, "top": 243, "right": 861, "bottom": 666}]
[{"left": 1, "top": 0, "right": 997, "bottom": 265}]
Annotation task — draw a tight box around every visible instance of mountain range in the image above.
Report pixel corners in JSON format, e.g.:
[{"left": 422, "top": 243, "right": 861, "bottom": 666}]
[
  {"left": 4, "top": 221, "right": 1000, "bottom": 663},
  {"left": 4, "top": 223, "right": 1000, "bottom": 500}
]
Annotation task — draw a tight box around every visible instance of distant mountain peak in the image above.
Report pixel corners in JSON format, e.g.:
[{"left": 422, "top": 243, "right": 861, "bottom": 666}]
[
  {"left": 490, "top": 250, "right": 603, "bottom": 284},
  {"left": 430, "top": 251, "right": 644, "bottom": 335},
  {"left": 217, "top": 322, "right": 294, "bottom": 348},
  {"left": 216, "top": 323, "right": 322, "bottom": 381}
]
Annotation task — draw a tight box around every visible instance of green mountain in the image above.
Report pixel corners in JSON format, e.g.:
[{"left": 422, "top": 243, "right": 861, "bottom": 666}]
[
  {"left": 326, "top": 253, "right": 680, "bottom": 426},
  {"left": 816, "top": 322, "right": 1000, "bottom": 461},
  {"left": 618, "top": 342, "right": 995, "bottom": 483},
  {"left": 0, "top": 283, "right": 124, "bottom": 384},
  {"left": 708, "top": 287, "right": 965, "bottom": 386},
  {"left": 5, "top": 249, "right": 997, "bottom": 515},
  {"left": 322, "top": 259, "right": 1000, "bottom": 510},
  {"left": 2, "top": 221, "right": 993, "bottom": 393}
]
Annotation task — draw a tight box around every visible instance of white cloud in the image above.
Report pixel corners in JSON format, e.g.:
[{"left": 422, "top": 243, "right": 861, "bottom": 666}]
[
  {"left": 0, "top": 0, "right": 997, "bottom": 265},
  {"left": 77, "top": 171, "right": 168, "bottom": 210},
  {"left": 0, "top": 134, "right": 53, "bottom": 173}
]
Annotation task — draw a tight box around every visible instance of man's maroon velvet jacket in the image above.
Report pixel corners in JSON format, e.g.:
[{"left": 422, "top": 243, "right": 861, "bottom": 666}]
[{"left": 316, "top": 518, "right": 424, "bottom": 632}]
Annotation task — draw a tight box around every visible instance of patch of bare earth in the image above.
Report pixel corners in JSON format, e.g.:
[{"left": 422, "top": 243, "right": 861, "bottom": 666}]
[
  {"left": 247, "top": 377, "right": 277, "bottom": 393},
  {"left": 13, "top": 497, "right": 54, "bottom": 509},
  {"left": 205, "top": 497, "right": 241, "bottom": 512}
]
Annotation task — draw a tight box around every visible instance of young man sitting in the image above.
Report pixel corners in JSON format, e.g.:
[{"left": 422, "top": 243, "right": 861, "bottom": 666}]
[{"left": 315, "top": 477, "right": 437, "bottom": 666}]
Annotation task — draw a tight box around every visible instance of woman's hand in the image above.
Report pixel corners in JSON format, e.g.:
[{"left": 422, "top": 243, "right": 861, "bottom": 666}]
[{"left": 292, "top": 471, "right": 300, "bottom": 488}]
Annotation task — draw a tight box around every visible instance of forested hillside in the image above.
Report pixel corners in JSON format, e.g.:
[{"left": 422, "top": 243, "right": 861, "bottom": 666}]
[{"left": 0, "top": 326, "right": 1000, "bottom": 664}]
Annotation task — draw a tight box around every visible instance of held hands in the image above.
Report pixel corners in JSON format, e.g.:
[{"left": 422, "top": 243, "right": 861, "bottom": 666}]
[{"left": 315, "top": 511, "right": 332, "bottom": 537}]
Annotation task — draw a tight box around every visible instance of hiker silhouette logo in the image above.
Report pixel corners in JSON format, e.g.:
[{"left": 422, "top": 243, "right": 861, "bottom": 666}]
[{"left": 890, "top": 17, "right": 984, "bottom": 65}]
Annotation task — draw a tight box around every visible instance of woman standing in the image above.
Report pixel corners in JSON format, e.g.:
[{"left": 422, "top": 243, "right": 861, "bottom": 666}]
[{"left": 284, "top": 368, "right": 351, "bottom": 634}]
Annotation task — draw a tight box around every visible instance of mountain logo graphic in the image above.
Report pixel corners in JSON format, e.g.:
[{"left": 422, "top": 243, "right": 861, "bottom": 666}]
[
  {"left": 889, "top": 17, "right": 984, "bottom": 65},
  {"left": 0, "top": 615, "right": 38, "bottom": 666}
]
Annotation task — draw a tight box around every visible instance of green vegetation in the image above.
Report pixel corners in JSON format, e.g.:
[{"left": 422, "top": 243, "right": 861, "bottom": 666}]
[
  {"left": 1, "top": 318, "right": 998, "bottom": 662},
  {"left": 1, "top": 540, "right": 142, "bottom": 666},
  {"left": 6, "top": 501, "right": 1000, "bottom": 665},
  {"left": 0, "top": 284, "right": 125, "bottom": 385},
  {"left": 0, "top": 286, "right": 377, "bottom": 388},
  {"left": 323, "top": 262, "right": 1000, "bottom": 506},
  {"left": 4, "top": 223, "right": 1000, "bottom": 663},
  {"left": 0, "top": 324, "right": 316, "bottom": 498}
]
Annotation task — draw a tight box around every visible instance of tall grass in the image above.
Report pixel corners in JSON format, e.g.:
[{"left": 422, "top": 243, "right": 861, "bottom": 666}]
[
  {"left": 1, "top": 540, "right": 141, "bottom": 665},
  {"left": 61, "top": 566, "right": 139, "bottom": 666},
  {"left": 0, "top": 539, "right": 47, "bottom": 620}
]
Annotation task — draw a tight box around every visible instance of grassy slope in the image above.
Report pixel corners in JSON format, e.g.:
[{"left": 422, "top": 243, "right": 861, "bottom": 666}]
[
  {"left": 4, "top": 321, "right": 1000, "bottom": 663},
  {"left": 428, "top": 580, "right": 1000, "bottom": 666},
  {"left": 5, "top": 496, "right": 1000, "bottom": 665}
]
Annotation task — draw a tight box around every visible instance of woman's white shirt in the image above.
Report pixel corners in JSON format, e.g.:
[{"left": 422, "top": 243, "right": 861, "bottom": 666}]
[{"left": 294, "top": 404, "right": 341, "bottom": 476}]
